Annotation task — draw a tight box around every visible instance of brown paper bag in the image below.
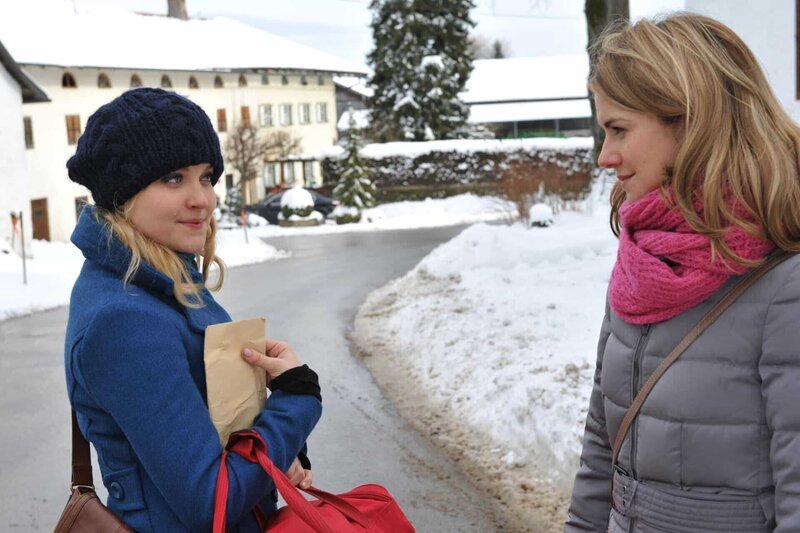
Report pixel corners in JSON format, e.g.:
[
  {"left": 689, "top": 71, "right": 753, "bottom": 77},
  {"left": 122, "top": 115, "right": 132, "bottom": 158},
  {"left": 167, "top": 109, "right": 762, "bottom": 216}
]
[{"left": 204, "top": 318, "right": 268, "bottom": 446}]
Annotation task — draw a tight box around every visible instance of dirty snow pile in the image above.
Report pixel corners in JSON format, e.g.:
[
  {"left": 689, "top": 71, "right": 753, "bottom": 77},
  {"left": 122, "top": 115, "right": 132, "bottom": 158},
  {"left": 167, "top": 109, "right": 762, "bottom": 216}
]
[
  {"left": 353, "top": 185, "right": 618, "bottom": 492},
  {"left": 0, "top": 227, "right": 287, "bottom": 322}
]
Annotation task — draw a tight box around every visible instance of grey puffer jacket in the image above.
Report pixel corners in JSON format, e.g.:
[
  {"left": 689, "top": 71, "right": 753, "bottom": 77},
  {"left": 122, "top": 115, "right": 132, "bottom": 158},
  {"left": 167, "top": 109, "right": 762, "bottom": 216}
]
[{"left": 565, "top": 254, "right": 800, "bottom": 532}]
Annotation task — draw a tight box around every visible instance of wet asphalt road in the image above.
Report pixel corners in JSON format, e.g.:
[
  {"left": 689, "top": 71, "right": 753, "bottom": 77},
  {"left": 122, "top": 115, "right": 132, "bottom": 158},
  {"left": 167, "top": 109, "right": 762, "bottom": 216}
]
[{"left": 0, "top": 224, "right": 511, "bottom": 531}]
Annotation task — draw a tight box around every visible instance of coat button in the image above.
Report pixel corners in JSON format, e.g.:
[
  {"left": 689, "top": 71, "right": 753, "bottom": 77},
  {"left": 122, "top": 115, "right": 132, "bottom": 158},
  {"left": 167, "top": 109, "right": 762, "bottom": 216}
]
[{"left": 109, "top": 481, "right": 124, "bottom": 500}]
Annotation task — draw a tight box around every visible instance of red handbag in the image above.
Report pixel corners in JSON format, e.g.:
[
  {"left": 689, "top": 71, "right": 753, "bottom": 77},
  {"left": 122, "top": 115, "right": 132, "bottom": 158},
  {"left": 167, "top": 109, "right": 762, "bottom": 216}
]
[{"left": 213, "top": 431, "right": 415, "bottom": 532}]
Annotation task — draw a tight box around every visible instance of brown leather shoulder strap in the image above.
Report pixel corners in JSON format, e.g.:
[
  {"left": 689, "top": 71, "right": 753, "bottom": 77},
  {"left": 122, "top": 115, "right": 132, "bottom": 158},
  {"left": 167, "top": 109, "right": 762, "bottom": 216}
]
[
  {"left": 611, "top": 250, "right": 795, "bottom": 470},
  {"left": 71, "top": 410, "right": 94, "bottom": 489}
]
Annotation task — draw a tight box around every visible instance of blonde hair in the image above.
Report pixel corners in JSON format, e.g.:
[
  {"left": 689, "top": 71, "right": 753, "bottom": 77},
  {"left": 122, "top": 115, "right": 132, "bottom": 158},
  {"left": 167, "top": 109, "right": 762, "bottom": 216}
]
[
  {"left": 590, "top": 12, "right": 800, "bottom": 266},
  {"left": 98, "top": 202, "right": 225, "bottom": 308}
]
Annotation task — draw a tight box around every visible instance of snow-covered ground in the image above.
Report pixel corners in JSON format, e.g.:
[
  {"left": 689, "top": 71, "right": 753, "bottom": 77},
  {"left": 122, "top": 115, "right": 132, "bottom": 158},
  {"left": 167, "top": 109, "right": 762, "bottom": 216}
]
[
  {"left": 0, "top": 194, "right": 512, "bottom": 322},
  {"left": 351, "top": 181, "right": 617, "bottom": 529}
]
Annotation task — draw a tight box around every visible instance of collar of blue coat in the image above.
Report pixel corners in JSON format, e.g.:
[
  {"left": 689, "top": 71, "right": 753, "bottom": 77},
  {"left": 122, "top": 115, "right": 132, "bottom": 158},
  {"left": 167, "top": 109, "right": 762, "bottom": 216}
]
[{"left": 71, "top": 205, "right": 226, "bottom": 333}]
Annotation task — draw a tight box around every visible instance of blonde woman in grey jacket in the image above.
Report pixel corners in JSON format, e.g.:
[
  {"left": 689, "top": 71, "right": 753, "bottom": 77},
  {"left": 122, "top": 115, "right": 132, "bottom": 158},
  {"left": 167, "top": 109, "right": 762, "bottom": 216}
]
[{"left": 566, "top": 13, "right": 800, "bottom": 532}]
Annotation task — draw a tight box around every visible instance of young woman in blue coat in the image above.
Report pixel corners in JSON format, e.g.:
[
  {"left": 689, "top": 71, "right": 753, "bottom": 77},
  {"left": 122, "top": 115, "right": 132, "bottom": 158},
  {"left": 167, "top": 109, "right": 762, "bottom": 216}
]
[
  {"left": 64, "top": 87, "right": 322, "bottom": 531},
  {"left": 566, "top": 13, "right": 800, "bottom": 532}
]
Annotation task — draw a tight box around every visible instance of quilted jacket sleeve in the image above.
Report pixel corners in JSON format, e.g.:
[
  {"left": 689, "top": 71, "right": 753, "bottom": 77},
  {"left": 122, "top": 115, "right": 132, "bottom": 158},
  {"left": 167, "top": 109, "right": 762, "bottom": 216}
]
[
  {"left": 564, "top": 300, "right": 613, "bottom": 532},
  {"left": 71, "top": 302, "right": 322, "bottom": 531},
  {"left": 760, "top": 261, "right": 800, "bottom": 531}
]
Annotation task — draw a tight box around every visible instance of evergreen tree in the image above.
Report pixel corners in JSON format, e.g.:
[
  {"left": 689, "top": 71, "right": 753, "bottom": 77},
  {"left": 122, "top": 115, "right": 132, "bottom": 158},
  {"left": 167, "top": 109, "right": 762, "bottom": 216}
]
[
  {"left": 367, "top": 0, "right": 476, "bottom": 142},
  {"left": 334, "top": 110, "right": 376, "bottom": 223}
]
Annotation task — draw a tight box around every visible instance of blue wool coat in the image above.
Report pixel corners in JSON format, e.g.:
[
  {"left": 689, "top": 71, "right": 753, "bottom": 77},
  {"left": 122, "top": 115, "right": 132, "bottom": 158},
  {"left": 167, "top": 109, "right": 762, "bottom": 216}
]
[{"left": 64, "top": 207, "right": 322, "bottom": 532}]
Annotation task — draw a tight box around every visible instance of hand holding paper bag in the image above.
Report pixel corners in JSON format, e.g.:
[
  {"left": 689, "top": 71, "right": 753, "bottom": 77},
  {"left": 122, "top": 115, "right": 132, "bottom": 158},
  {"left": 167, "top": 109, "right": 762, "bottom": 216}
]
[
  {"left": 204, "top": 318, "right": 268, "bottom": 446},
  {"left": 242, "top": 338, "right": 302, "bottom": 381}
]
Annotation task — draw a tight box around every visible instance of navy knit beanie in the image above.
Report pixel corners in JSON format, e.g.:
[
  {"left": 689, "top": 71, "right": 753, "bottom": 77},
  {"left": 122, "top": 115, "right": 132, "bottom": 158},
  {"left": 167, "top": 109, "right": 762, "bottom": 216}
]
[{"left": 67, "top": 88, "right": 224, "bottom": 211}]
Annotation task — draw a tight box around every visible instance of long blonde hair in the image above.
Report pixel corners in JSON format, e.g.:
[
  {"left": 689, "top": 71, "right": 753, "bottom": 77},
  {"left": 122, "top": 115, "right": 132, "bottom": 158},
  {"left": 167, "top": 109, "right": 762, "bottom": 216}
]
[
  {"left": 591, "top": 13, "right": 800, "bottom": 267},
  {"left": 98, "top": 202, "right": 225, "bottom": 308}
]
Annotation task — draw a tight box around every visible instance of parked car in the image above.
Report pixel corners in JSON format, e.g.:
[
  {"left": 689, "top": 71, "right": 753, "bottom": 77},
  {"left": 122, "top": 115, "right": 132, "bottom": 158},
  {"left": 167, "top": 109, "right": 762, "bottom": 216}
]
[{"left": 244, "top": 188, "right": 338, "bottom": 225}]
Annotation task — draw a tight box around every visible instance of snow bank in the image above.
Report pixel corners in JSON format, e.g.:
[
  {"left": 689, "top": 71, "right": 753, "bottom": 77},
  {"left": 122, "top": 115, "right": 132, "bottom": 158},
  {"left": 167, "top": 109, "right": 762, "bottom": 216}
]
[{"left": 352, "top": 180, "right": 619, "bottom": 523}]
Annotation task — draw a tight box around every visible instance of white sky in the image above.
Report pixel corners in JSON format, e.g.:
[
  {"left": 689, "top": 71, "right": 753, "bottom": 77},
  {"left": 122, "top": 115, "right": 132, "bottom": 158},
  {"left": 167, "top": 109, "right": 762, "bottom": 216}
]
[{"left": 24, "top": 0, "right": 686, "bottom": 66}]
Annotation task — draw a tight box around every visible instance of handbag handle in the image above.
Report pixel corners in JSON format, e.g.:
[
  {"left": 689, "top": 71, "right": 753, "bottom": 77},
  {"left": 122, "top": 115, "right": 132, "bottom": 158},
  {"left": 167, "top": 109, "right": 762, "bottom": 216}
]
[
  {"left": 71, "top": 410, "right": 94, "bottom": 490},
  {"left": 214, "top": 430, "right": 370, "bottom": 533},
  {"left": 611, "top": 250, "right": 794, "bottom": 471}
]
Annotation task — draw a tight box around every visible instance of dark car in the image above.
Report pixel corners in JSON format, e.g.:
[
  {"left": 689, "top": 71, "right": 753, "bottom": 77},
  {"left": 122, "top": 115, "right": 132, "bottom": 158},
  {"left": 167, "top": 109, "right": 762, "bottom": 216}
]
[{"left": 244, "top": 188, "right": 337, "bottom": 225}]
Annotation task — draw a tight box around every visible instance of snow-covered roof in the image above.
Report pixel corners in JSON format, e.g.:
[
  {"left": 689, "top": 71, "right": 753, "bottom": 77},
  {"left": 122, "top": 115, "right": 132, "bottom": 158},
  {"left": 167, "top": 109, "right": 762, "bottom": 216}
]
[
  {"left": 0, "top": 6, "right": 368, "bottom": 75},
  {"left": 333, "top": 76, "right": 373, "bottom": 98},
  {"left": 462, "top": 55, "right": 589, "bottom": 104}
]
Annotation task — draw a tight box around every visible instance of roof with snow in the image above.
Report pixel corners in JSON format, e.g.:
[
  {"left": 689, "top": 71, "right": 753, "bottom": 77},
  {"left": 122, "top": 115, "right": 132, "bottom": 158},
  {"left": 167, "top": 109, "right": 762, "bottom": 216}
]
[
  {"left": 0, "top": 6, "right": 368, "bottom": 75},
  {"left": 462, "top": 55, "right": 590, "bottom": 104},
  {"left": 333, "top": 76, "right": 373, "bottom": 98}
]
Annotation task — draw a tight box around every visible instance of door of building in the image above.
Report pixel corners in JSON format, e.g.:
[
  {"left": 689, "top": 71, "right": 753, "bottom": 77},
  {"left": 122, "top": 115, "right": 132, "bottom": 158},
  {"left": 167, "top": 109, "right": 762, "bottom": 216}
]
[{"left": 30, "top": 198, "right": 50, "bottom": 241}]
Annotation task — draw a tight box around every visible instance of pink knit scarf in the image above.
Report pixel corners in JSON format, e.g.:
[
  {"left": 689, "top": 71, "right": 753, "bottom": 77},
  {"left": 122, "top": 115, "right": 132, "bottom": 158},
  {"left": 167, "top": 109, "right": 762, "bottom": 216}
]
[{"left": 609, "top": 188, "right": 774, "bottom": 324}]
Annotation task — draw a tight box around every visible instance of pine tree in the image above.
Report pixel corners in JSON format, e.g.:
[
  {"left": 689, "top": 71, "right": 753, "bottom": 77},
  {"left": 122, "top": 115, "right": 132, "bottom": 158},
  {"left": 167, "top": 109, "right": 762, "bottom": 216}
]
[
  {"left": 334, "top": 110, "right": 376, "bottom": 223},
  {"left": 367, "top": 0, "right": 476, "bottom": 142}
]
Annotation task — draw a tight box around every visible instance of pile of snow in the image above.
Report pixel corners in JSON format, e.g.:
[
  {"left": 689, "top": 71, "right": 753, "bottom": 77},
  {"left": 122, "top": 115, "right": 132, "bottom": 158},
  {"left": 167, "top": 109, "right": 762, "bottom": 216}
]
[
  {"left": 352, "top": 181, "right": 618, "bottom": 496},
  {"left": 280, "top": 187, "right": 314, "bottom": 210},
  {"left": 529, "top": 203, "right": 555, "bottom": 227}
]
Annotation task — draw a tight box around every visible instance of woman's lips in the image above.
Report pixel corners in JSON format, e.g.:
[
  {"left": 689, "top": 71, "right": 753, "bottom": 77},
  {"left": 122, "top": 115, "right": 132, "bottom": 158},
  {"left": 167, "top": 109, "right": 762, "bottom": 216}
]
[
  {"left": 617, "top": 173, "right": 634, "bottom": 182},
  {"left": 179, "top": 219, "right": 206, "bottom": 230}
]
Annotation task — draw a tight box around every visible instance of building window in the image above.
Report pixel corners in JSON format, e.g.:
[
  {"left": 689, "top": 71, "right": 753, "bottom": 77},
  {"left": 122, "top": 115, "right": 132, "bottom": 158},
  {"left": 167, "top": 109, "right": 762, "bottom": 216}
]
[
  {"left": 317, "top": 75, "right": 324, "bottom": 85},
  {"left": 238, "top": 74, "right": 248, "bottom": 87},
  {"left": 62, "top": 72, "right": 77, "bottom": 88},
  {"left": 130, "top": 74, "right": 143, "bottom": 88},
  {"left": 281, "top": 75, "right": 289, "bottom": 85},
  {"left": 303, "top": 161, "right": 314, "bottom": 182},
  {"left": 279, "top": 104, "right": 293, "bottom": 126},
  {"left": 23, "top": 117, "right": 33, "bottom": 149},
  {"left": 75, "top": 196, "right": 89, "bottom": 220},
  {"left": 161, "top": 75, "right": 173, "bottom": 89},
  {"left": 298, "top": 103, "right": 311, "bottom": 125},
  {"left": 300, "top": 75, "right": 308, "bottom": 86},
  {"left": 189, "top": 76, "right": 199, "bottom": 89},
  {"left": 315, "top": 102, "right": 329, "bottom": 123},
  {"left": 65, "top": 115, "right": 81, "bottom": 145},
  {"left": 225, "top": 173, "right": 234, "bottom": 189},
  {"left": 241, "top": 106, "right": 251, "bottom": 128},
  {"left": 214, "top": 75, "right": 224, "bottom": 88},
  {"left": 263, "top": 164, "right": 277, "bottom": 187},
  {"left": 283, "top": 161, "right": 295, "bottom": 182},
  {"left": 259, "top": 104, "right": 273, "bottom": 127},
  {"left": 261, "top": 74, "right": 269, "bottom": 85},
  {"left": 217, "top": 109, "right": 227, "bottom": 132},
  {"left": 97, "top": 73, "right": 111, "bottom": 88}
]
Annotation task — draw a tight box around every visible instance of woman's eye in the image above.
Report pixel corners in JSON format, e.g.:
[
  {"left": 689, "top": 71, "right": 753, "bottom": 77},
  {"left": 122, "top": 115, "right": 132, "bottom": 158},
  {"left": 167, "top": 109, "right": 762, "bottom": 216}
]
[
  {"left": 161, "top": 173, "right": 182, "bottom": 185},
  {"left": 201, "top": 173, "right": 214, "bottom": 183},
  {"left": 612, "top": 127, "right": 625, "bottom": 135}
]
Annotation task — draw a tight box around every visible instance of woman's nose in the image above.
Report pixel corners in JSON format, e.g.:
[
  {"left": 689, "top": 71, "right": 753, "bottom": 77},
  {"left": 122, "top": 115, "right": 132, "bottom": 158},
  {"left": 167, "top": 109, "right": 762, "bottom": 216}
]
[
  {"left": 187, "top": 183, "right": 210, "bottom": 209},
  {"left": 597, "top": 141, "right": 621, "bottom": 169}
]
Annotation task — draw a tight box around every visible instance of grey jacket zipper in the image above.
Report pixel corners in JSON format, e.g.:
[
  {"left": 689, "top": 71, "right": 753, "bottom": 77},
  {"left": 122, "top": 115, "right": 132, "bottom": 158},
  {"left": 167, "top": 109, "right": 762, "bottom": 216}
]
[{"left": 628, "top": 323, "right": 651, "bottom": 533}]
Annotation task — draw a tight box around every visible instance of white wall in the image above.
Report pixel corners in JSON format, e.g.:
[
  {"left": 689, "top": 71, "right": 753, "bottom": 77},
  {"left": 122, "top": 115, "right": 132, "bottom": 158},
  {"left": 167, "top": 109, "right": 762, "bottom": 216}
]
[
  {"left": 684, "top": 0, "right": 800, "bottom": 122},
  {"left": 22, "top": 67, "right": 339, "bottom": 242},
  {"left": 0, "top": 62, "right": 32, "bottom": 250}
]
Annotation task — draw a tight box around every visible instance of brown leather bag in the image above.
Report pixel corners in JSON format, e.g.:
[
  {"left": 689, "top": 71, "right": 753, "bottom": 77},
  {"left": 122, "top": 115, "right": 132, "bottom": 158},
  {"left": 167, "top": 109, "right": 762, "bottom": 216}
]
[{"left": 54, "top": 411, "right": 132, "bottom": 532}]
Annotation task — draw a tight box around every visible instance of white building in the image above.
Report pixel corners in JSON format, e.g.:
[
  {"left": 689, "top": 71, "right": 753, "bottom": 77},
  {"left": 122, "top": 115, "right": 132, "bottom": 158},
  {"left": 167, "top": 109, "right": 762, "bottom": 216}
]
[
  {"left": 0, "top": 6, "right": 367, "bottom": 242},
  {"left": 462, "top": 55, "right": 591, "bottom": 138},
  {"left": 0, "top": 39, "right": 48, "bottom": 248}
]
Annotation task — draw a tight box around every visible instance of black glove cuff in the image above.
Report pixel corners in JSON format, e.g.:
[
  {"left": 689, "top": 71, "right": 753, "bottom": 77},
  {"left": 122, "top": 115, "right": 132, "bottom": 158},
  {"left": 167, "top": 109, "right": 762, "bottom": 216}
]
[{"left": 269, "top": 365, "right": 321, "bottom": 401}]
